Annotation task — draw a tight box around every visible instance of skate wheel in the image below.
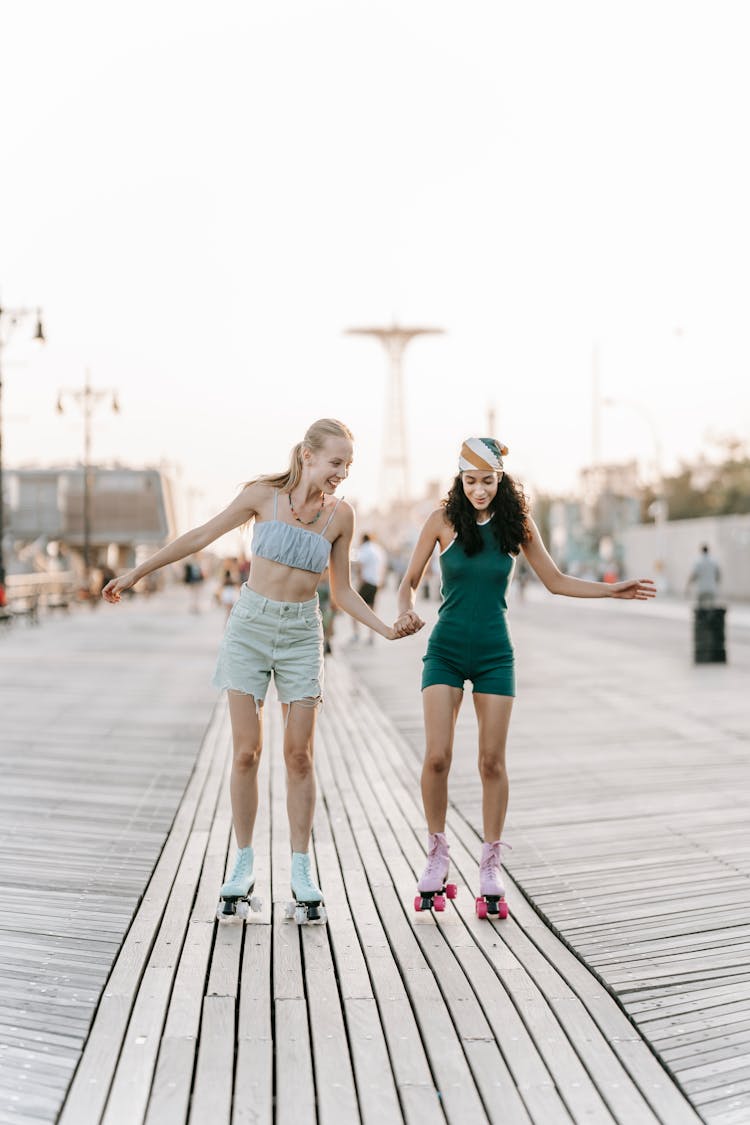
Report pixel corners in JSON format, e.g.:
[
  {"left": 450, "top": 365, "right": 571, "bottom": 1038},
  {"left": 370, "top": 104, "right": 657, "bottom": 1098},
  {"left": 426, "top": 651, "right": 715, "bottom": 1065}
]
[
  {"left": 414, "top": 895, "right": 424, "bottom": 912},
  {"left": 475, "top": 897, "right": 488, "bottom": 919},
  {"left": 249, "top": 896, "right": 262, "bottom": 913},
  {"left": 498, "top": 900, "right": 509, "bottom": 920},
  {"left": 284, "top": 902, "right": 296, "bottom": 920},
  {"left": 236, "top": 901, "right": 249, "bottom": 919},
  {"left": 294, "top": 905, "right": 307, "bottom": 925},
  {"left": 433, "top": 894, "right": 446, "bottom": 912},
  {"left": 445, "top": 883, "right": 458, "bottom": 900}
]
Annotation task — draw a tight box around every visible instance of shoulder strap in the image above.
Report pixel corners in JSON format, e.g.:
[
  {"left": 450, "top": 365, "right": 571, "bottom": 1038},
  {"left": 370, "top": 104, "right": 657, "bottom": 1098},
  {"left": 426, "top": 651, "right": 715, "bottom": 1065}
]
[
  {"left": 273, "top": 489, "right": 279, "bottom": 519},
  {"left": 321, "top": 496, "right": 343, "bottom": 534}
]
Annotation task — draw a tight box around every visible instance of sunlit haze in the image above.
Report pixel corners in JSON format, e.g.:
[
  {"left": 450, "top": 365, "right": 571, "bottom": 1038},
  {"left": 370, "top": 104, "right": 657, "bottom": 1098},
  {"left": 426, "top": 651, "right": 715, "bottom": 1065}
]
[{"left": 3, "top": 2, "right": 749, "bottom": 541}]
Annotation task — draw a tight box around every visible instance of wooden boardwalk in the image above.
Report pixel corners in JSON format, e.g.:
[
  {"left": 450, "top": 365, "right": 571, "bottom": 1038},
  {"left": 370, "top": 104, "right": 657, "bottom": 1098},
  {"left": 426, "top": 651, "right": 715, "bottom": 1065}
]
[
  {"left": 0, "top": 590, "right": 220, "bottom": 1125},
  {"left": 57, "top": 657, "right": 699, "bottom": 1125},
  {"left": 347, "top": 587, "right": 750, "bottom": 1125}
]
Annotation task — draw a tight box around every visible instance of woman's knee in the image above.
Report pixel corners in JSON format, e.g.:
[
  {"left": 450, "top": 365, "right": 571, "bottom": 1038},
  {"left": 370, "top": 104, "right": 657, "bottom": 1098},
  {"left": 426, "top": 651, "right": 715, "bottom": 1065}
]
[
  {"left": 423, "top": 748, "right": 452, "bottom": 776},
  {"left": 233, "top": 740, "right": 262, "bottom": 773},
  {"left": 478, "top": 753, "right": 507, "bottom": 783},
  {"left": 285, "top": 744, "right": 314, "bottom": 779}
]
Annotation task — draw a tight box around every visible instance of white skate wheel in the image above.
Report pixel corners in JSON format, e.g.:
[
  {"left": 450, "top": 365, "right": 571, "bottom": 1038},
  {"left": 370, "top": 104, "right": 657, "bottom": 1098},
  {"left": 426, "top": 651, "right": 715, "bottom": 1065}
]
[
  {"left": 236, "top": 901, "right": 249, "bottom": 919},
  {"left": 294, "top": 905, "right": 307, "bottom": 925},
  {"left": 249, "top": 896, "right": 262, "bottom": 913},
  {"left": 284, "top": 902, "right": 296, "bottom": 920}
]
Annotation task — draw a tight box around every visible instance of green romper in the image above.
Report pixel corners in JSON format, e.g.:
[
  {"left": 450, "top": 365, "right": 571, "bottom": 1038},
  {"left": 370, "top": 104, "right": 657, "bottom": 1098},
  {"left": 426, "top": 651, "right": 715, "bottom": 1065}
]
[{"left": 421, "top": 519, "right": 516, "bottom": 697}]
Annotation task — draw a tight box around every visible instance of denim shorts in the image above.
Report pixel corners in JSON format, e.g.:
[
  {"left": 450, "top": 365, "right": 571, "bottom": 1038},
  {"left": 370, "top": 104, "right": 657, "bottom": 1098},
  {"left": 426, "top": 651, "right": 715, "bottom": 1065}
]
[{"left": 213, "top": 585, "right": 324, "bottom": 706}]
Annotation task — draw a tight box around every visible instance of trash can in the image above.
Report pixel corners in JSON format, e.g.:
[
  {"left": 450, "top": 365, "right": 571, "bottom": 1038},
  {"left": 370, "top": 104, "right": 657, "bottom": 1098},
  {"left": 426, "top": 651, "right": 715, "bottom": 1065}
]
[{"left": 693, "top": 606, "right": 727, "bottom": 664}]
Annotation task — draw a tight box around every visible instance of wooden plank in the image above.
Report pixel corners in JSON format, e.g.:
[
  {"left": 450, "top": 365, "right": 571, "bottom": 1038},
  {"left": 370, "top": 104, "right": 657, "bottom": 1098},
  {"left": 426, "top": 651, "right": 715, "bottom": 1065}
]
[
  {"left": 190, "top": 996, "right": 235, "bottom": 1125},
  {"left": 300, "top": 926, "right": 359, "bottom": 1124},
  {"left": 234, "top": 926, "right": 273, "bottom": 1125},
  {"left": 269, "top": 722, "right": 316, "bottom": 1125}
]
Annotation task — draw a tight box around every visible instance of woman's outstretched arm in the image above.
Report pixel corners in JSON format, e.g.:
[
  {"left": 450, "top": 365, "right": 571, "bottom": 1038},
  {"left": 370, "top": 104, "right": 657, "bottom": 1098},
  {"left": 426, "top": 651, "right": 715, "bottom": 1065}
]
[
  {"left": 102, "top": 484, "right": 261, "bottom": 602},
  {"left": 522, "top": 518, "right": 656, "bottom": 600}
]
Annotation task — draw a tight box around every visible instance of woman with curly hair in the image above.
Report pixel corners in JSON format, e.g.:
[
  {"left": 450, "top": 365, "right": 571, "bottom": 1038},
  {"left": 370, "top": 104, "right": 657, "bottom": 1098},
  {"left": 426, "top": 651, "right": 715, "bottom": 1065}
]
[{"left": 397, "top": 436, "right": 655, "bottom": 918}]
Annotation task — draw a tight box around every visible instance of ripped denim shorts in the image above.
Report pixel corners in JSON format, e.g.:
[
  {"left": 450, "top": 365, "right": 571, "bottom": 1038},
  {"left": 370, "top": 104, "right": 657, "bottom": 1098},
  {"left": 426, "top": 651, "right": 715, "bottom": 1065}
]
[{"left": 213, "top": 585, "right": 324, "bottom": 708}]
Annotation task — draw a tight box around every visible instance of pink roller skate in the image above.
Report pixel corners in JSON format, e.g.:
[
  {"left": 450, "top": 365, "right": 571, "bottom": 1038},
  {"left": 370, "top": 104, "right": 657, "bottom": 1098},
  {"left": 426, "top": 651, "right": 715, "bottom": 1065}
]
[
  {"left": 414, "top": 832, "right": 458, "bottom": 913},
  {"left": 475, "top": 840, "right": 511, "bottom": 920}
]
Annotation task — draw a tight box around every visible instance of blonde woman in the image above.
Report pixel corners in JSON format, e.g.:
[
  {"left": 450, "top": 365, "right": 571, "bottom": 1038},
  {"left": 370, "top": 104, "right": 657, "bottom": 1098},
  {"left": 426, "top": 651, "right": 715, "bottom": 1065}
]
[{"left": 103, "top": 419, "right": 423, "bottom": 923}]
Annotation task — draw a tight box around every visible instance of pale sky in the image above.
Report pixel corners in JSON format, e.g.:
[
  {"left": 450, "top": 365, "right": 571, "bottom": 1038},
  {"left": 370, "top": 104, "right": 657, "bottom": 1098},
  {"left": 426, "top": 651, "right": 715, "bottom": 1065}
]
[{"left": 2, "top": 1, "right": 749, "bottom": 535}]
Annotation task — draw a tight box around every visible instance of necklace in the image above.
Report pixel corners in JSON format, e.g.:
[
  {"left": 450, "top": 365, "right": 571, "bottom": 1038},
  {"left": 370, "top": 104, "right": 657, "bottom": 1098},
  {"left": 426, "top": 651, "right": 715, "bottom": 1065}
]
[{"left": 288, "top": 489, "right": 325, "bottom": 526}]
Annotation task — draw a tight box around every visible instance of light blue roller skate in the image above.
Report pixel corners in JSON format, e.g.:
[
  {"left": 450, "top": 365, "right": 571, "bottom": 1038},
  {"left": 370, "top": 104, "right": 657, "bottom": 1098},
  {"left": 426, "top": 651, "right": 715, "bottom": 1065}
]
[
  {"left": 217, "top": 846, "right": 262, "bottom": 922},
  {"left": 285, "top": 851, "right": 327, "bottom": 925}
]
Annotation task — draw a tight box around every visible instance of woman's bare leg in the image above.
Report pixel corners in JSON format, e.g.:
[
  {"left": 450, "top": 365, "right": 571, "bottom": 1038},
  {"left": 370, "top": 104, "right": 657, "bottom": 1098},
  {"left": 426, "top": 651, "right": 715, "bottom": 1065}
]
[
  {"left": 421, "top": 685, "right": 464, "bottom": 833},
  {"left": 227, "top": 692, "right": 264, "bottom": 848},
  {"left": 472, "top": 693, "right": 514, "bottom": 841},
  {"left": 281, "top": 700, "right": 319, "bottom": 852}
]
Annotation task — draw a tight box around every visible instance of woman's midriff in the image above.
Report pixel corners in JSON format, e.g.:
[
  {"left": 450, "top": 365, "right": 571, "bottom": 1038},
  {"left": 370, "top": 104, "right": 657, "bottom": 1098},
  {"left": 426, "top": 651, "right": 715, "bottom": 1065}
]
[{"left": 247, "top": 556, "right": 322, "bottom": 604}]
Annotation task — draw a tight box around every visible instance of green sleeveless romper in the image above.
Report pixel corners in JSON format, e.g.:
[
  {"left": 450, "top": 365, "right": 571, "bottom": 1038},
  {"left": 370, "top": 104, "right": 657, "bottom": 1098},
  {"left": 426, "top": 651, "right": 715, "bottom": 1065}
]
[{"left": 421, "top": 519, "right": 516, "bottom": 696}]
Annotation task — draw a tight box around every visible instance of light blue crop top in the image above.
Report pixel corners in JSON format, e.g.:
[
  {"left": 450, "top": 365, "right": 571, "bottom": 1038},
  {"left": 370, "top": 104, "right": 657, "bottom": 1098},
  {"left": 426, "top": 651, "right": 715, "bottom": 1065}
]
[{"left": 251, "top": 490, "right": 342, "bottom": 574}]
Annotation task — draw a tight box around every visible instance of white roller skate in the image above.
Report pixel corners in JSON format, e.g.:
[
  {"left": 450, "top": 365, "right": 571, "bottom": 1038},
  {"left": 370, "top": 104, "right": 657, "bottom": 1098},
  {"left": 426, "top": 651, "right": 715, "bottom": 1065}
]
[
  {"left": 217, "top": 846, "right": 262, "bottom": 922},
  {"left": 284, "top": 852, "right": 327, "bottom": 925},
  {"left": 475, "top": 840, "right": 510, "bottom": 920},
  {"left": 414, "top": 832, "right": 457, "bottom": 913}
]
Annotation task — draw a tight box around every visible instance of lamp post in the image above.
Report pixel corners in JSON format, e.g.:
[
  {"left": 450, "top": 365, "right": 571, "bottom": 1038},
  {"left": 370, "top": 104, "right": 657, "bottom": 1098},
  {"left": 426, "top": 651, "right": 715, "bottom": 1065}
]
[
  {"left": 0, "top": 303, "right": 45, "bottom": 588},
  {"left": 57, "top": 370, "right": 120, "bottom": 588}
]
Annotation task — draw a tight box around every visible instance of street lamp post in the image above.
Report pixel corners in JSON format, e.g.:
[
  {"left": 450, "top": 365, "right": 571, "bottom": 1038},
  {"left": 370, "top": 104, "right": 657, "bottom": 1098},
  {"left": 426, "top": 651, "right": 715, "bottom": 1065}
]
[
  {"left": 57, "top": 370, "right": 120, "bottom": 588},
  {"left": 0, "top": 303, "right": 45, "bottom": 588}
]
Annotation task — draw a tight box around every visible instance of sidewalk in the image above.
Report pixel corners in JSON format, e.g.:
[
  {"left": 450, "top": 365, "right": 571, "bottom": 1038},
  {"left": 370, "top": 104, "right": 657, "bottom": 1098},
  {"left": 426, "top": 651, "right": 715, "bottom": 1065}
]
[{"left": 345, "top": 585, "right": 750, "bottom": 1125}]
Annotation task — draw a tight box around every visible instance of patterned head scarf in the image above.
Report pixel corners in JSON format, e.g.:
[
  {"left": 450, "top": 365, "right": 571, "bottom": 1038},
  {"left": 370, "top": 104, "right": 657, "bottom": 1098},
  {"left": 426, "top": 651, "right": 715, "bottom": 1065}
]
[{"left": 458, "top": 437, "right": 509, "bottom": 473}]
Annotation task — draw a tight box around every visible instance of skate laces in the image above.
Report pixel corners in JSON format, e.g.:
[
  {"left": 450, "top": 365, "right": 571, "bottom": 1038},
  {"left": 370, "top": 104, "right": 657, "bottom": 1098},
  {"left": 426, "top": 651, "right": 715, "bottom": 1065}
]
[
  {"left": 232, "top": 848, "right": 253, "bottom": 876},
  {"left": 425, "top": 833, "right": 447, "bottom": 877},
  {"left": 481, "top": 840, "right": 511, "bottom": 871}
]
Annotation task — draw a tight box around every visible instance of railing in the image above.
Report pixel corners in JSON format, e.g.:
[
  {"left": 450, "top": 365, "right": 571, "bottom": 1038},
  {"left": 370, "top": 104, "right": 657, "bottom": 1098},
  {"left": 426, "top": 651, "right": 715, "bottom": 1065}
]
[{"left": 1, "top": 571, "right": 78, "bottom": 626}]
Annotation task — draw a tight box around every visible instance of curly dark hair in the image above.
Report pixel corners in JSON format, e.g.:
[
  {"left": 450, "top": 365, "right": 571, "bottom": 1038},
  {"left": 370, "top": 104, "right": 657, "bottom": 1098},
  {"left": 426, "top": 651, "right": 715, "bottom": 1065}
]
[{"left": 443, "top": 473, "right": 530, "bottom": 557}]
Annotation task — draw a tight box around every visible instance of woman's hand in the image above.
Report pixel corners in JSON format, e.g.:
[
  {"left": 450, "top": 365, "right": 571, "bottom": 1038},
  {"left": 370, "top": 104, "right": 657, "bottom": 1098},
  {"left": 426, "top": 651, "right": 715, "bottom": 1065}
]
[
  {"left": 102, "top": 571, "right": 138, "bottom": 603},
  {"left": 608, "top": 578, "right": 657, "bottom": 601},
  {"left": 392, "top": 610, "right": 425, "bottom": 638}
]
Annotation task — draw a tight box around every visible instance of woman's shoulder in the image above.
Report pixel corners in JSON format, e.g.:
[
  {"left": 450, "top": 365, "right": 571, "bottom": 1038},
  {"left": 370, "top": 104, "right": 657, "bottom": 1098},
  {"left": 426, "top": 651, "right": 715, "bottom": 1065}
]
[
  {"left": 237, "top": 479, "right": 277, "bottom": 517},
  {"left": 426, "top": 507, "right": 453, "bottom": 531}
]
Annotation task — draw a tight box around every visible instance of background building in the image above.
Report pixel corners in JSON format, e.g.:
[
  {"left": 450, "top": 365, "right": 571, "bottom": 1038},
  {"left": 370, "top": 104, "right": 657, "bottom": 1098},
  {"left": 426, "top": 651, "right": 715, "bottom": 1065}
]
[{"left": 5, "top": 466, "right": 176, "bottom": 575}]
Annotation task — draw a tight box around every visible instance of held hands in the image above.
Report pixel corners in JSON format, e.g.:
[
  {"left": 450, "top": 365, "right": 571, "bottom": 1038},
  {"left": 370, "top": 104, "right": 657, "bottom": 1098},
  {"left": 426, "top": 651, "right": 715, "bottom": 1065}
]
[
  {"left": 608, "top": 578, "right": 657, "bottom": 601},
  {"left": 390, "top": 610, "right": 425, "bottom": 639},
  {"left": 101, "top": 571, "right": 138, "bottom": 603}
]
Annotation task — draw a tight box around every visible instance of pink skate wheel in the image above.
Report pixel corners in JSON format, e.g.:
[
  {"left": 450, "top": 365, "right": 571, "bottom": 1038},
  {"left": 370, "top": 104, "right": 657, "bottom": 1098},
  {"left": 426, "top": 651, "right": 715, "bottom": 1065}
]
[
  {"left": 445, "top": 883, "right": 457, "bottom": 900},
  {"left": 475, "top": 897, "right": 488, "bottom": 919},
  {"left": 414, "top": 895, "right": 423, "bottom": 912},
  {"left": 498, "top": 900, "right": 509, "bottom": 919},
  {"left": 433, "top": 894, "right": 446, "bottom": 912}
]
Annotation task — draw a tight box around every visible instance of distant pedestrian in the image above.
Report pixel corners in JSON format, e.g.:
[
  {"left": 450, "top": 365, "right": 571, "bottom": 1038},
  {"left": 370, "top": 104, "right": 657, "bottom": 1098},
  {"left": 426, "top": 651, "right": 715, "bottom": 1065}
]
[
  {"left": 183, "top": 556, "right": 205, "bottom": 613},
  {"left": 102, "top": 419, "right": 422, "bottom": 925},
  {"left": 219, "top": 570, "right": 240, "bottom": 620},
  {"left": 686, "top": 544, "right": 721, "bottom": 607},
  {"left": 397, "top": 436, "right": 656, "bottom": 920},
  {"left": 351, "top": 533, "right": 388, "bottom": 645}
]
